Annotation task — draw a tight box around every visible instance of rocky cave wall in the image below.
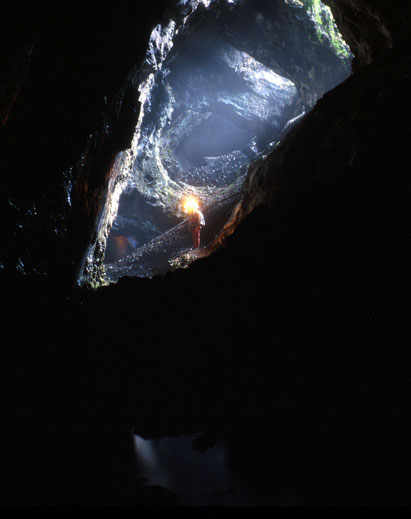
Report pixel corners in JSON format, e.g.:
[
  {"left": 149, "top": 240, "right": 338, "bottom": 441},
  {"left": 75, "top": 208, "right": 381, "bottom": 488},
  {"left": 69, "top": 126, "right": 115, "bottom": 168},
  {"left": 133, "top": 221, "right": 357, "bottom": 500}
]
[
  {"left": 104, "top": 0, "right": 351, "bottom": 271},
  {"left": 0, "top": 0, "right": 169, "bottom": 287},
  {"left": 2, "top": 0, "right": 411, "bottom": 506},
  {"left": 109, "top": 23, "right": 300, "bottom": 253},
  {"left": 323, "top": 0, "right": 411, "bottom": 71},
  {"left": 0, "top": 0, "right": 410, "bottom": 288},
  {"left": 216, "top": 0, "right": 351, "bottom": 108},
  {"left": 213, "top": 0, "right": 411, "bottom": 245}
]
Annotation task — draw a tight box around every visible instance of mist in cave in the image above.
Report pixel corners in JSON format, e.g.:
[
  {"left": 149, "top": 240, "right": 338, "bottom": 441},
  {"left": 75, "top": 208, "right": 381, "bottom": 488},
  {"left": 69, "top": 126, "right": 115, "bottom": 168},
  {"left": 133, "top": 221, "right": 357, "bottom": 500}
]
[
  {"left": 3, "top": 0, "right": 411, "bottom": 507},
  {"left": 103, "top": 0, "right": 352, "bottom": 280}
]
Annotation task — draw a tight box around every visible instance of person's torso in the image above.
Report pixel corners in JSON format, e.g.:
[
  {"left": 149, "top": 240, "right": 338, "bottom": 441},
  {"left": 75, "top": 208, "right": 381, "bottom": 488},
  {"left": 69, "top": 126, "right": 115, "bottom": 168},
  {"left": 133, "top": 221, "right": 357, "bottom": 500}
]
[{"left": 191, "top": 211, "right": 204, "bottom": 227}]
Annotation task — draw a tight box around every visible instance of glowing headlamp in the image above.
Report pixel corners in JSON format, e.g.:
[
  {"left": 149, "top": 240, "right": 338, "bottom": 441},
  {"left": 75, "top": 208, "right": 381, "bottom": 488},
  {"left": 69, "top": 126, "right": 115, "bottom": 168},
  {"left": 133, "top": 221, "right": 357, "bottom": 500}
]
[{"left": 182, "top": 196, "right": 199, "bottom": 214}]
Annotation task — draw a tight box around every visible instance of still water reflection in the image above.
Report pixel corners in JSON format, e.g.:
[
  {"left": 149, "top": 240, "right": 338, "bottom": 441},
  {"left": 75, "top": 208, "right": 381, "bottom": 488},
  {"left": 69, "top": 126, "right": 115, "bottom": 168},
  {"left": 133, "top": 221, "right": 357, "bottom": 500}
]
[{"left": 133, "top": 434, "right": 294, "bottom": 506}]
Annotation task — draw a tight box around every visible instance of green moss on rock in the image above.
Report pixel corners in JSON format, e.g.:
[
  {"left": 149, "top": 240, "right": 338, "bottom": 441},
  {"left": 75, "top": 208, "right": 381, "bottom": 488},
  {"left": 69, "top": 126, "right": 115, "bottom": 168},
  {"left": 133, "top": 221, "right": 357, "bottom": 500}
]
[{"left": 303, "top": 0, "right": 351, "bottom": 64}]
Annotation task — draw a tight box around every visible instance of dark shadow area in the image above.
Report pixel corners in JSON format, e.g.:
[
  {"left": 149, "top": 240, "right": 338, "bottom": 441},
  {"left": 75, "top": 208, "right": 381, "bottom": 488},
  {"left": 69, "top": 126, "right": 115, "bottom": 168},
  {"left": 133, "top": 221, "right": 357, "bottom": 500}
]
[{"left": 1, "top": 0, "right": 410, "bottom": 508}]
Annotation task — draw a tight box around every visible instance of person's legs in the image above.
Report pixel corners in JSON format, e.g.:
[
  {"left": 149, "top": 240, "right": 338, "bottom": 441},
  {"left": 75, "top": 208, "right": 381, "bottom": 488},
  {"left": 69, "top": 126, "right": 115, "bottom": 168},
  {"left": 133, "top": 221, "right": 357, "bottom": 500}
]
[{"left": 192, "top": 227, "right": 200, "bottom": 248}]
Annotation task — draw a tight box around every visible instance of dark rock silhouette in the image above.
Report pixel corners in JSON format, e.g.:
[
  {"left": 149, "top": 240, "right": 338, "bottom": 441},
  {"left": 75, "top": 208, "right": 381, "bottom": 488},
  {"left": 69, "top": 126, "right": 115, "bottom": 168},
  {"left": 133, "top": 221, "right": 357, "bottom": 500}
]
[{"left": 1, "top": 0, "right": 411, "bottom": 506}]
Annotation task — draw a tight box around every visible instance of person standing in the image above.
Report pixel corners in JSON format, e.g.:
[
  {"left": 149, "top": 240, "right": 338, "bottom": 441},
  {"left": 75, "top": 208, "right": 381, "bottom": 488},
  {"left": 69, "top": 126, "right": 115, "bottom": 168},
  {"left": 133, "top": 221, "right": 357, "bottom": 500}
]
[{"left": 189, "top": 207, "right": 205, "bottom": 249}]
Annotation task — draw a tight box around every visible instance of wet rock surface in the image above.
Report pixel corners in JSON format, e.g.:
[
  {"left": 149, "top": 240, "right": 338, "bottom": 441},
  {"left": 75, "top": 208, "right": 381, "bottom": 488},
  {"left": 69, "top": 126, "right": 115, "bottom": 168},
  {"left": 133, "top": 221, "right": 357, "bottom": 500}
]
[
  {"left": 1, "top": 0, "right": 411, "bottom": 508},
  {"left": 215, "top": 42, "right": 411, "bottom": 247},
  {"left": 105, "top": 173, "right": 245, "bottom": 279},
  {"left": 323, "top": 0, "right": 410, "bottom": 72},
  {"left": 0, "top": 1, "right": 171, "bottom": 287},
  {"left": 217, "top": 0, "right": 351, "bottom": 107},
  {"left": 174, "top": 150, "right": 251, "bottom": 188},
  {"left": 3, "top": 42, "right": 411, "bottom": 503},
  {"left": 108, "top": 0, "right": 350, "bottom": 263}
]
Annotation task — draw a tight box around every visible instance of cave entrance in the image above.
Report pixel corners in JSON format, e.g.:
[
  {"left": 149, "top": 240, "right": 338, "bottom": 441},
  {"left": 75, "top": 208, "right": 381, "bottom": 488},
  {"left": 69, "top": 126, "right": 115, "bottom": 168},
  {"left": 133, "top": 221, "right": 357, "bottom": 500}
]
[{"left": 102, "top": 0, "right": 352, "bottom": 281}]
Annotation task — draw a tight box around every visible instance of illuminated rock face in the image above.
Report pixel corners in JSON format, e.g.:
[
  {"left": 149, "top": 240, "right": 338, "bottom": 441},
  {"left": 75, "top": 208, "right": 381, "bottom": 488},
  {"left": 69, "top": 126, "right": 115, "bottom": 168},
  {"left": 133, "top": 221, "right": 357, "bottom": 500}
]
[
  {"left": 109, "top": 0, "right": 350, "bottom": 263},
  {"left": 145, "top": 38, "right": 298, "bottom": 186},
  {"left": 1, "top": 0, "right": 411, "bottom": 506},
  {"left": 215, "top": 0, "right": 351, "bottom": 108},
  {"left": 0, "top": 0, "right": 409, "bottom": 285},
  {"left": 110, "top": 31, "right": 300, "bottom": 250},
  {"left": 0, "top": 1, "right": 170, "bottom": 285}
]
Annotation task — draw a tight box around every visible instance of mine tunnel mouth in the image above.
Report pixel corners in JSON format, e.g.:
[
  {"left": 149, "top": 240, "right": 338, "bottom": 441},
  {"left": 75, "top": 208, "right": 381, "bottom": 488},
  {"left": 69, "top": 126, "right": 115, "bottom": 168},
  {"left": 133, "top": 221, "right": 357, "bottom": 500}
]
[{"left": 102, "top": 0, "right": 352, "bottom": 282}]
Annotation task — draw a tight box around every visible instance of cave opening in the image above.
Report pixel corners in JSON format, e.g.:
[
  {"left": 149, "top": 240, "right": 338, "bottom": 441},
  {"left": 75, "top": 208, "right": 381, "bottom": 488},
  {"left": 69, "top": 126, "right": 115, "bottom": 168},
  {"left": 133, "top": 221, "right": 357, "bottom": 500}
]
[{"left": 101, "top": 0, "right": 352, "bottom": 281}]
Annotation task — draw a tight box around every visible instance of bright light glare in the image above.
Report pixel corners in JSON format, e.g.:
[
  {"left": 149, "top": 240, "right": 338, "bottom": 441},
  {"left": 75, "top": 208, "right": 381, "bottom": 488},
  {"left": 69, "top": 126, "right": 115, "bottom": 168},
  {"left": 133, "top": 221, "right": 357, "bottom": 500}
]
[{"left": 182, "top": 196, "right": 199, "bottom": 214}]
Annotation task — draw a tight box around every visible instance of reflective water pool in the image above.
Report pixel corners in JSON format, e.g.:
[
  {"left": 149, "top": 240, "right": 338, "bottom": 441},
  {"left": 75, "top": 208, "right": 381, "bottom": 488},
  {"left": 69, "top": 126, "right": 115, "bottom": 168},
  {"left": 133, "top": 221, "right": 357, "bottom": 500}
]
[{"left": 133, "top": 434, "right": 298, "bottom": 506}]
